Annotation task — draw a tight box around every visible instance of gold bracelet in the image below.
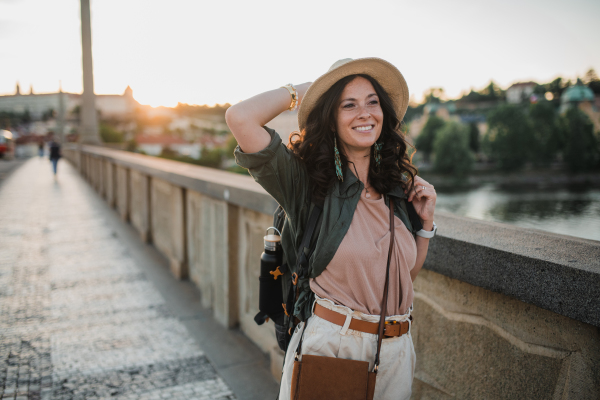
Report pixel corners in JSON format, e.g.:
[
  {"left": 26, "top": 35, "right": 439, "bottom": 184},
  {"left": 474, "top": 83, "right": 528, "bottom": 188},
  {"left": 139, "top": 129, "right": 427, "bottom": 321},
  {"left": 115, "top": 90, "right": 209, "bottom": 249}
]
[{"left": 281, "top": 84, "right": 299, "bottom": 111}]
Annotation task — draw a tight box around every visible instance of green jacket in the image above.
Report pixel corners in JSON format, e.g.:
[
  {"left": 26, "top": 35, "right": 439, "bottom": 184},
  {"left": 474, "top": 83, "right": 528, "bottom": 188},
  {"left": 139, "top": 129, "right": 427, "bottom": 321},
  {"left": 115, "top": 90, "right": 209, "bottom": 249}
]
[{"left": 235, "top": 127, "right": 419, "bottom": 321}]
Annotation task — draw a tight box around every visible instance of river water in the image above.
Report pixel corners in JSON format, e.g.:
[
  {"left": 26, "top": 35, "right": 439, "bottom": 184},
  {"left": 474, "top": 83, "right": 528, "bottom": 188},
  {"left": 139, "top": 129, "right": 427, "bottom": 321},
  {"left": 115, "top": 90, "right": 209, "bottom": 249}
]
[{"left": 435, "top": 185, "right": 600, "bottom": 242}]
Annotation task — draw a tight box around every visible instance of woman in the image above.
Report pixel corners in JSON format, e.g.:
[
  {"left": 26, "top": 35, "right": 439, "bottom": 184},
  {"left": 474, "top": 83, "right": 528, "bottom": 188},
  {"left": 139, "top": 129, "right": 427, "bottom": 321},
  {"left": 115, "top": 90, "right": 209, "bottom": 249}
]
[{"left": 227, "top": 58, "right": 437, "bottom": 400}]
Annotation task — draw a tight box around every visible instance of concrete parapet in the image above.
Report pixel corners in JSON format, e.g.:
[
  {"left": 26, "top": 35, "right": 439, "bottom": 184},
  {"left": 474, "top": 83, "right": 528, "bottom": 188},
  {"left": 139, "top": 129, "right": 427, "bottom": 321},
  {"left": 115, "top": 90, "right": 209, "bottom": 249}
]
[
  {"left": 150, "top": 178, "right": 187, "bottom": 279},
  {"left": 115, "top": 165, "right": 129, "bottom": 221},
  {"left": 186, "top": 190, "right": 238, "bottom": 327},
  {"left": 426, "top": 214, "right": 600, "bottom": 327},
  {"left": 129, "top": 169, "right": 151, "bottom": 243},
  {"left": 104, "top": 160, "right": 115, "bottom": 206},
  {"left": 412, "top": 269, "right": 599, "bottom": 399},
  {"left": 63, "top": 144, "right": 600, "bottom": 398}
]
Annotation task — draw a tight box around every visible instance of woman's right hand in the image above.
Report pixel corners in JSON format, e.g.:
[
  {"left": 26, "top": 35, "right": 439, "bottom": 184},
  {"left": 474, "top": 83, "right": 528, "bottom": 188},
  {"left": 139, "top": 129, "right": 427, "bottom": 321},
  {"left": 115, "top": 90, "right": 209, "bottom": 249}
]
[{"left": 225, "top": 82, "right": 312, "bottom": 154}]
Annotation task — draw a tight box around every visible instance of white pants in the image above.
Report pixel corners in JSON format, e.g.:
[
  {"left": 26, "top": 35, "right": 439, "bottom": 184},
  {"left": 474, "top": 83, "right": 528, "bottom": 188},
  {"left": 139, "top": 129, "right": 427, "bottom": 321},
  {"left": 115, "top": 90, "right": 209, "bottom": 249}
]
[{"left": 278, "top": 296, "right": 416, "bottom": 400}]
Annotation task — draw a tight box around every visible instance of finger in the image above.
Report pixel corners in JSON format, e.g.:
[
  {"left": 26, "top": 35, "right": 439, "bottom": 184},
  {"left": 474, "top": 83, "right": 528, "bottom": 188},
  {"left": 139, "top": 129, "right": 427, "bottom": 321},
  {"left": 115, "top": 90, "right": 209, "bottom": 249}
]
[
  {"left": 411, "top": 186, "right": 424, "bottom": 201},
  {"left": 409, "top": 191, "right": 417, "bottom": 202},
  {"left": 417, "top": 186, "right": 433, "bottom": 201}
]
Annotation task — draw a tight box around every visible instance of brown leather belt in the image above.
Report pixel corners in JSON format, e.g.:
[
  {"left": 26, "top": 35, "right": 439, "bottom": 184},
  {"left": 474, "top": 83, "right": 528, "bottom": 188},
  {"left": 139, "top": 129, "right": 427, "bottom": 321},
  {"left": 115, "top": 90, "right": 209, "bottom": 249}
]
[{"left": 313, "top": 303, "right": 411, "bottom": 337}]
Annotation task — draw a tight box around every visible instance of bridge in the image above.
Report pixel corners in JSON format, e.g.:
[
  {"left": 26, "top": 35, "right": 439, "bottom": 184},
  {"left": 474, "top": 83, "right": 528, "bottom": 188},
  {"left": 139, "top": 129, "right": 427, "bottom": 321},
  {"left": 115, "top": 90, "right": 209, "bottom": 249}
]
[{"left": 2, "top": 147, "right": 599, "bottom": 399}]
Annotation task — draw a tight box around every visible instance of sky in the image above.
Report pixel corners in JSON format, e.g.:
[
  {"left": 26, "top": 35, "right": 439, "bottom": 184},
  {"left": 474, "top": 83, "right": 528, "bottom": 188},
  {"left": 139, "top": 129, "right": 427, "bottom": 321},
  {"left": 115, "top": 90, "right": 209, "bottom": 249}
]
[{"left": 1, "top": 0, "right": 599, "bottom": 107}]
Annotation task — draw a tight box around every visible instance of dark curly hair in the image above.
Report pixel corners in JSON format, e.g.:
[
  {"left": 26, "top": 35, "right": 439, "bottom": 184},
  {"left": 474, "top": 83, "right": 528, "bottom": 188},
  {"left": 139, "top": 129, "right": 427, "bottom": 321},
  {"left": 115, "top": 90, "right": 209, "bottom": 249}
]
[{"left": 289, "top": 74, "right": 417, "bottom": 203}]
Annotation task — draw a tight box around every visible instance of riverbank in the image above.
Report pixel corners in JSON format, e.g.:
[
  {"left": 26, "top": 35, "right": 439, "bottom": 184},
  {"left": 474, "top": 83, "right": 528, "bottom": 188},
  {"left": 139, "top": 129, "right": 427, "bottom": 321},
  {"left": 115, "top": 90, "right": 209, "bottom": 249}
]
[{"left": 419, "top": 167, "right": 600, "bottom": 191}]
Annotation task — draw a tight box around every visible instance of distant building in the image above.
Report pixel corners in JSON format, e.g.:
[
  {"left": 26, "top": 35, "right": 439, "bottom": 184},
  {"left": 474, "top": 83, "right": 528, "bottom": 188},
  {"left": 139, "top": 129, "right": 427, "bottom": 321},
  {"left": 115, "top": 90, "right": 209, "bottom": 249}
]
[
  {"left": 560, "top": 79, "right": 600, "bottom": 132},
  {"left": 168, "top": 116, "right": 230, "bottom": 141},
  {"left": 265, "top": 110, "right": 299, "bottom": 145},
  {"left": 198, "top": 134, "right": 229, "bottom": 151},
  {"left": 506, "top": 82, "right": 537, "bottom": 104},
  {"left": 0, "top": 83, "right": 138, "bottom": 120},
  {"left": 96, "top": 86, "right": 138, "bottom": 118},
  {"left": 136, "top": 134, "right": 201, "bottom": 159}
]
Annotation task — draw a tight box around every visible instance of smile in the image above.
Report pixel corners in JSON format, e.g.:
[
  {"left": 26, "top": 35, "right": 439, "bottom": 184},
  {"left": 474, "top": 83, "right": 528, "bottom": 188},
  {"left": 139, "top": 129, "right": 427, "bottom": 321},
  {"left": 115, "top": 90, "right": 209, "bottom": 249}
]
[{"left": 353, "top": 125, "right": 374, "bottom": 132}]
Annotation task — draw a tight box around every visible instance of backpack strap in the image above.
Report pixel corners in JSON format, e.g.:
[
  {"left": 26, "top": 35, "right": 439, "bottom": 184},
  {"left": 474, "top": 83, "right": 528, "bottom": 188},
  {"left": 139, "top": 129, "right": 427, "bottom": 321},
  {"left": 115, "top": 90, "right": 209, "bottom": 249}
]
[
  {"left": 405, "top": 198, "right": 423, "bottom": 232},
  {"left": 295, "top": 203, "right": 323, "bottom": 279},
  {"left": 282, "top": 202, "right": 322, "bottom": 329}
]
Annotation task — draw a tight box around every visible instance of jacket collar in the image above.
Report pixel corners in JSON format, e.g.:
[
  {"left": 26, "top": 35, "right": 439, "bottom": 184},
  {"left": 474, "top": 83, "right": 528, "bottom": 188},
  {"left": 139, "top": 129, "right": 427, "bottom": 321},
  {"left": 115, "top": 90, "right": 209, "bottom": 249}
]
[
  {"left": 336, "top": 167, "right": 361, "bottom": 196},
  {"left": 334, "top": 167, "right": 408, "bottom": 199}
]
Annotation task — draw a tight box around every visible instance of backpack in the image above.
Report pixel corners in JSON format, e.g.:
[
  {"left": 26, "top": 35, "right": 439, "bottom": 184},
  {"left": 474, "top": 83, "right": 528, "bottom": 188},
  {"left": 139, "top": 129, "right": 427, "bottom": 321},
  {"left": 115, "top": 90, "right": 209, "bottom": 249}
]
[{"left": 254, "top": 201, "right": 323, "bottom": 352}]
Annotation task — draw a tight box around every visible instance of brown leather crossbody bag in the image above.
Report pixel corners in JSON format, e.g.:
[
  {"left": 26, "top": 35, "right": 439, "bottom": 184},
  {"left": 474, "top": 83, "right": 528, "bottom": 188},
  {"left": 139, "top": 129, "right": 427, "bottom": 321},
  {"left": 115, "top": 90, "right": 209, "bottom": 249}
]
[{"left": 289, "top": 198, "right": 397, "bottom": 400}]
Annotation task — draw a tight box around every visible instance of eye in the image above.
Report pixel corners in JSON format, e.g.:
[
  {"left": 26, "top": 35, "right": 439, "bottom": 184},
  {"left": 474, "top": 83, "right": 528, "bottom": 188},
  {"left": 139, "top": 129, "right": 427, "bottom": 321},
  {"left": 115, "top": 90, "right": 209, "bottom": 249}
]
[
  {"left": 342, "top": 102, "right": 355, "bottom": 109},
  {"left": 369, "top": 99, "right": 379, "bottom": 106}
]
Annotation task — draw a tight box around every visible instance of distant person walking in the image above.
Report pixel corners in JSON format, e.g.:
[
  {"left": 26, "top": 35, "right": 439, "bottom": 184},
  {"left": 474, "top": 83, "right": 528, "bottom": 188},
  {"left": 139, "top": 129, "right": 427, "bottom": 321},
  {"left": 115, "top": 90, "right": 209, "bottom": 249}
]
[
  {"left": 49, "top": 139, "right": 61, "bottom": 177},
  {"left": 38, "top": 140, "right": 44, "bottom": 157}
]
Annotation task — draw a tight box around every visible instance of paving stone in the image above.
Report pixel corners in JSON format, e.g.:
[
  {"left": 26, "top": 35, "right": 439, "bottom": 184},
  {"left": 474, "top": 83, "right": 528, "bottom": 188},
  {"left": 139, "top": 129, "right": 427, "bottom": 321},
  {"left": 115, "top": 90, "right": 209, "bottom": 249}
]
[{"left": 0, "top": 159, "right": 237, "bottom": 399}]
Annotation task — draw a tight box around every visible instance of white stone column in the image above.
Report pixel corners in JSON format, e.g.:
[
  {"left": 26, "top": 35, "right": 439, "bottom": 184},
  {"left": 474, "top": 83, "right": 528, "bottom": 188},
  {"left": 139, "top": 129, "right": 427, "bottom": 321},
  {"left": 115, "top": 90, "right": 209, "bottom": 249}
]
[{"left": 80, "top": 0, "right": 101, "bottom": 144}]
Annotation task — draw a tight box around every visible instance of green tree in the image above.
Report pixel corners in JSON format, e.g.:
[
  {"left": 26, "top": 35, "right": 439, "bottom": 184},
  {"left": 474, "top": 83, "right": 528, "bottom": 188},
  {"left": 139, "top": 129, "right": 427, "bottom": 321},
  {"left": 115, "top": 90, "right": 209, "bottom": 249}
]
[
  {"left": 197, "top": 147, "right": 223, "bottom": 168},
  {"left": 22, "top": 110, "right": 31, "bottom": 124},
  {"left": 545, "top": 77, "right": 566, "bottom": 100},
  {"left": 415, "top": 116, "right": 445, "bottom": 162},
  {"left": 481, "top": 81, "right": 504, "bottom": 100},
  {"left": 485, "top": 105, "right": 535, "bottom": 171},
  {"left": 468, "top": 122, "right": 480, "bottom": 153},
  {"left": 433, "top": 122, "right": 474, "bottom": 179},
  {"left": 424, "top": 88, "right": 444, "bottom": 104},
  {"left": 159, "top": 146, "right": 178, "bottom": 158},
  {"left": 224, "top": 134, "right": 238, "bottom": 159},
  {"left": 529, "top": 102, "right": 564, "bottom": 166},
  {"left": 126, "top": 138, "right": 137, "bottom": 152},
  {"left": 459, "top": 81, "right": 505, "bottom": 103},
  {"left": 404, "top": 103, "right": 425, "bottom": 123},
  {"left": 584, "top": 68, "right": 600, "bottom": 95},
  {"left": 561, "top": 108, "right": 599, "bottom": 172},
  {"left": 99, "top": 123, "right": 125, "bottom": 143}
]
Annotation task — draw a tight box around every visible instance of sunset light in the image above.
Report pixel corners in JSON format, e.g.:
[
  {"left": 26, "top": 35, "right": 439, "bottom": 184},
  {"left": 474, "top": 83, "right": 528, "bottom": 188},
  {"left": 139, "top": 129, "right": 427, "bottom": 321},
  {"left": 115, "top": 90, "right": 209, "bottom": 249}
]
[
  {"left": 1, "top": 0, "right": 599, "bottom": 107},
  {"left": 1, "top": 1, "right": 600, "bottom": 397}
]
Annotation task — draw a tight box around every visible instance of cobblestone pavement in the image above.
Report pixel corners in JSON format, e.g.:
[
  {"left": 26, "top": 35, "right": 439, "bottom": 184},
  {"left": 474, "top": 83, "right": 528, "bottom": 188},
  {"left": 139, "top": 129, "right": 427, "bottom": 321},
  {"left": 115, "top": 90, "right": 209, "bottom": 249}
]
[
  {"left": 0, "top": 158, "right": 237, "bottom": 399},
  {"left": 0, "top": 159, "right": 27, "bottom": 185}
]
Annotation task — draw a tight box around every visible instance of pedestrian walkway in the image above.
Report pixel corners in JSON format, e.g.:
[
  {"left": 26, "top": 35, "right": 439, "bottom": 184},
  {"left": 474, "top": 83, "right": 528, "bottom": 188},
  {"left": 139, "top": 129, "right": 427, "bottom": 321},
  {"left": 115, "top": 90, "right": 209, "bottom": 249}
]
[{"left": 0, "top": 158, "right": 278, "bottom": 400}]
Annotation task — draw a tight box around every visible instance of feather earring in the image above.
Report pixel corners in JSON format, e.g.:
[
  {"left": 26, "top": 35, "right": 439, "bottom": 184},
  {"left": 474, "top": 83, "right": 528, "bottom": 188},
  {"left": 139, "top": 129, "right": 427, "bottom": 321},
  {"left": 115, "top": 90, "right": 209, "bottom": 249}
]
[
  {"left": 334, "top": 136, "right": 343, "bottom": 182},
  {"left": 373, "top": 141, "right": 383, "bottom": 168}
]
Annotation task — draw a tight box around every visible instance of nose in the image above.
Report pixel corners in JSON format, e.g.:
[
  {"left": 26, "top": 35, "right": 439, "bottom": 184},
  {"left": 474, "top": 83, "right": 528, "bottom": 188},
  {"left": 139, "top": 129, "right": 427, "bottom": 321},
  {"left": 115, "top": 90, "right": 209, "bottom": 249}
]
[{"left": 357, "top": 105, "right": 371, "bottom": 119}]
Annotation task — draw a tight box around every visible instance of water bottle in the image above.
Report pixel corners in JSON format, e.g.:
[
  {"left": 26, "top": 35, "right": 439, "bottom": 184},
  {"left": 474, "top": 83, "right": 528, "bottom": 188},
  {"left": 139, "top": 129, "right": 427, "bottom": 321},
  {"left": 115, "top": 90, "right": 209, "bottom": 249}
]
[{"left": 254, "top": 227, "right": 285, "bottom": 326}]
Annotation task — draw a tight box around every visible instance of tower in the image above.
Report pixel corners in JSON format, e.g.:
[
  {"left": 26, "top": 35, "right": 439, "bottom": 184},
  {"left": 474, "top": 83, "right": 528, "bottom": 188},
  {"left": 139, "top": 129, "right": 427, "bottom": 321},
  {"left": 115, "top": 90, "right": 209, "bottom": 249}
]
[
  {"left": 57, "top": 82, "right": 66, "bottom": 143},
  {"left": 79, "top": 0, "right": 101, "bottom": 144}
]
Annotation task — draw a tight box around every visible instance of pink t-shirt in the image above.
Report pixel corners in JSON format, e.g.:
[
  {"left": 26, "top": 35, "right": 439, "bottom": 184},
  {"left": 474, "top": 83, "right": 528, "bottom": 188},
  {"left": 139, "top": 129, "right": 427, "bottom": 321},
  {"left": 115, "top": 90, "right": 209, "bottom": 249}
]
[{"left": 310, "top": 193, "right": 417, "bottom": 316}]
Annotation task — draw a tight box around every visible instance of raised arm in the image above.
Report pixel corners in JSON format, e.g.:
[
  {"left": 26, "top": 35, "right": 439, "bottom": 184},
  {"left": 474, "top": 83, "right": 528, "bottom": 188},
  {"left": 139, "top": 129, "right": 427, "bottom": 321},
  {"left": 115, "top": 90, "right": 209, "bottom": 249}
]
[{"left": 225, "top": 83, "right": 312, "bottom": 153}]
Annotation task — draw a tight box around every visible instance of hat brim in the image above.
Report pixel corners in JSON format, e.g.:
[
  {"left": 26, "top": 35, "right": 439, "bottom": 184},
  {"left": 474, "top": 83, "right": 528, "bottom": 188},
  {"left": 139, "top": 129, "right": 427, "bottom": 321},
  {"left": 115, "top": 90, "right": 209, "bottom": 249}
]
[{"left": 298, "top": 58, "right": 409, "bottom": 131}]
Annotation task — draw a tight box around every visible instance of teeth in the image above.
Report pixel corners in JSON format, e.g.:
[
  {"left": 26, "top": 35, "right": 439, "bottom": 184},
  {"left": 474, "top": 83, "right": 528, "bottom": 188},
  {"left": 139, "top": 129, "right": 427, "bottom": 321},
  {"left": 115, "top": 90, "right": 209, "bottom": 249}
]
[{"left": 354, "top": 125, "right": 373, "bottom": 131}]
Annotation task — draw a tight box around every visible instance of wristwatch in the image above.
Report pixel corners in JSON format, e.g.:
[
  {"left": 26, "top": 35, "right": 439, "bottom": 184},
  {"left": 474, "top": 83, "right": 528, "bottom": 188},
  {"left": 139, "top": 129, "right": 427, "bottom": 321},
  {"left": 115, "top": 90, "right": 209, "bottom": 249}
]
[{"left": 416, "top": 222, "right": 437, "bottom": 239}]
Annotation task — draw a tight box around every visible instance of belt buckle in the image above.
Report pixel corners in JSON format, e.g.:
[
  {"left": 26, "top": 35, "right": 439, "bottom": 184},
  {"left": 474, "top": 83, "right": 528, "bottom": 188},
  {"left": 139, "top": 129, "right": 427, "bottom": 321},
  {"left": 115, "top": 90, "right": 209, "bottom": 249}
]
[{"left": 383, "top": 320, "right": 400, "bottom": 337}]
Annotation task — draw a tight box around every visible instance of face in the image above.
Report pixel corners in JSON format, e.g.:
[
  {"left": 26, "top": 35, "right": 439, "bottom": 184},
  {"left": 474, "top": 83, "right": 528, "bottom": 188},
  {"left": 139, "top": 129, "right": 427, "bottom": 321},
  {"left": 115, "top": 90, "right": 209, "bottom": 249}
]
[{"left": 334, "top": 76, "right": 384, "bottom": 155}]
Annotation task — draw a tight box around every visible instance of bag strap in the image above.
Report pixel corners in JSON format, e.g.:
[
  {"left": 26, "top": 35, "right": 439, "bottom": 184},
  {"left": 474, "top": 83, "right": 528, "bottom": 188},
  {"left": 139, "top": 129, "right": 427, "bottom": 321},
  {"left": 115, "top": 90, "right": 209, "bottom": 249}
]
[
  {"left": 373, "top": 197, "right": 395, "bottom": 372},
  {"left": 273, "top": 205, "right": 286, "bottom": 234}
]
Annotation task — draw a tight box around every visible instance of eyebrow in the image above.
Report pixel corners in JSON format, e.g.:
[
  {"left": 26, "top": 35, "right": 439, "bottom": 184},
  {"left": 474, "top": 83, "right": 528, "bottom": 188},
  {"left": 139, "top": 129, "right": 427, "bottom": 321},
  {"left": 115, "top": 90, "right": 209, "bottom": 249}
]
[{"left": 340, "top": 93, "right": 378, "bottom": 103}]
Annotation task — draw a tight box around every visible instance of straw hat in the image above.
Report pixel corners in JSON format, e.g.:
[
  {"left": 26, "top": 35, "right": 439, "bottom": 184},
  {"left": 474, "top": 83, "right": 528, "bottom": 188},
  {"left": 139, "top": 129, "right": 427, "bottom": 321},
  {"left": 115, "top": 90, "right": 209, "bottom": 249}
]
[{"left": 297, "top": 57, "right": 409, "bottom": 131}]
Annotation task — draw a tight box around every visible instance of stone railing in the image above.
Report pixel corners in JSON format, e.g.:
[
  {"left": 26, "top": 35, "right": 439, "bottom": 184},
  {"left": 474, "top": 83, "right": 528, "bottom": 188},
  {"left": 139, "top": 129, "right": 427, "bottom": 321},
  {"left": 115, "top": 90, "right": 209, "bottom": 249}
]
[{"left": 63, "top": 145, "right": 600, "bottom": 399}]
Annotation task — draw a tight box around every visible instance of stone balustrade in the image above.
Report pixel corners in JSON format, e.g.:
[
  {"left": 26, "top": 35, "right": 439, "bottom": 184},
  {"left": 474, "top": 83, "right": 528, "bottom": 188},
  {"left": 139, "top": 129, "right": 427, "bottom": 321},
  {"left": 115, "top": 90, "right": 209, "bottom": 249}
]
[{"left": 63, "top": 144, "right": 600, "bottom": 399}]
